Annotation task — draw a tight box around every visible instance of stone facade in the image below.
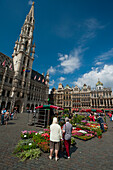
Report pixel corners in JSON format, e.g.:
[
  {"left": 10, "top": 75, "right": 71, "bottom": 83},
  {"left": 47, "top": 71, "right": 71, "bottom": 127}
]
[
  {"left": 0, "top": 3, "right": 49, "bottom": 113},
  {"left": 50, "top": 81, "right": 113, "bottom": 112}
]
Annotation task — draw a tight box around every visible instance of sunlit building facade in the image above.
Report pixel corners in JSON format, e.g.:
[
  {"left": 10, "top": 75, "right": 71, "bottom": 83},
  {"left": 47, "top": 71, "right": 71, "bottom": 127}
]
[{"left": 50, "top": 80, "right": 113, "bottom": 112}]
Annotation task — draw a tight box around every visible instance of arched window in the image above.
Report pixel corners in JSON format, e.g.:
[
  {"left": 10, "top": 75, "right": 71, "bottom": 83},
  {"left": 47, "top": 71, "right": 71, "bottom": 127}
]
[
  {"left": 27, "top": 59, "right": 29, "bottom": 67},
  {"left": 23, "top": 57, "right": 25, "bottom": 65},
  {"left": 25, "top": 41, "right": 28, "bottom": 51},
  {"left": 27, "top": 27, "right": 30, "bottom": 36},
  {"left": 30, "top": 17, "right": 32, "bottom": 22}
]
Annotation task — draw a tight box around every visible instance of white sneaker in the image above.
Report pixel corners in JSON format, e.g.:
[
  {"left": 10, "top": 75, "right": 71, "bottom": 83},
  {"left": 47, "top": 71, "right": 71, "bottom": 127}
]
[
  {"left": 55, "top": 157, "right": 59, "bottom": 161},
  {"left": 49, "top": 156, "right": 52, "bottom": 160},
  {"left": 68, "top": 156, "right": 70, "bottom": 159}
]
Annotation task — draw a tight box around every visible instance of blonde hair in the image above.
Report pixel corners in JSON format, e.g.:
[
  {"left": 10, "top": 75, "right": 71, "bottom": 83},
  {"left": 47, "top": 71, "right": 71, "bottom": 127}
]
[{"left": 52, "top": 117, "right": 58, "bottom": 124}]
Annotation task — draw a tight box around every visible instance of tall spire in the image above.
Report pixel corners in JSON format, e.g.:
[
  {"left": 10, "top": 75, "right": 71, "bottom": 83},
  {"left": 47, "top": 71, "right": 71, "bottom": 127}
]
[
  {"left": 12, "top": 2, "right": 35, "bottom": 76},
  {"left": 12, "top": 3, "right": 35, "bottom": 58}
]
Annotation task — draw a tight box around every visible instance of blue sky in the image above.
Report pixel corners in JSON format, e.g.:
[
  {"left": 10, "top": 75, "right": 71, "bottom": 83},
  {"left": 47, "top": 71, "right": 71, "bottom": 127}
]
[{"left": 0, "top": 0, "right": 113, "bottom": 90}]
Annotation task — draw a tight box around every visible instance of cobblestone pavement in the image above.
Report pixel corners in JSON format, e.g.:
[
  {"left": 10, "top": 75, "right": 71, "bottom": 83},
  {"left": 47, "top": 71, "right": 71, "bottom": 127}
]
[{"left": 0, "top": 113, "right": 113, "bottom": 170}]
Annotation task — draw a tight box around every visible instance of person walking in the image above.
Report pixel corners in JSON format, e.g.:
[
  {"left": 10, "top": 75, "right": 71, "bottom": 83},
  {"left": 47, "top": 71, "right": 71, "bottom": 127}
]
[
  {"left": 63, "top": 117, "right": 72, "bottom": 159},
  {"left": 49, "top": 117, "right": 62, "bottom": 161},
  {"left": 4, "top": 110, "right": 9, "bottom": 125},
  {"left": 97, "top": 115, "right": 105, "bottom": 132}
]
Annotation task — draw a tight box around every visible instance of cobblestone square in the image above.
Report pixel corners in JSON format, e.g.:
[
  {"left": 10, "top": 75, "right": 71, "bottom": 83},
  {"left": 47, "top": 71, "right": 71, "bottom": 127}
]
[{"left": 0, "top": 113, "right": 113, "bottom": 170}]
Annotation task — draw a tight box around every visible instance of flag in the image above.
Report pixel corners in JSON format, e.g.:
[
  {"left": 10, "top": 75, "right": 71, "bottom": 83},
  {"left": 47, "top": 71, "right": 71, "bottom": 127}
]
[
  {"left": 25, "top": 69, "right": 30, "bottom": 72},
  {"left": 42, "top": 79, "right": 44, "bottom": 83},
  {"left": 38, "top": 77, "right": 41, "bottom": 81},
  {"left": 9, "top": 63, "right": 12, "bottom": 70},
  {"left": 34, "top": 75, "right": 37, "bottom": 80},
  {"left": 2, "top": 60, "right": 6, "bottom": 67},
  {"left": 45, "top": 81, "right": 47, "bottom": 85}
]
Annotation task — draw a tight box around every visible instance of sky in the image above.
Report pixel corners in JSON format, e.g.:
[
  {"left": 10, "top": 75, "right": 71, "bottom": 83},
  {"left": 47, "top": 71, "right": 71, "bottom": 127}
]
[{"left": 0, "top": 0, "right": 113, "bottom": 91}]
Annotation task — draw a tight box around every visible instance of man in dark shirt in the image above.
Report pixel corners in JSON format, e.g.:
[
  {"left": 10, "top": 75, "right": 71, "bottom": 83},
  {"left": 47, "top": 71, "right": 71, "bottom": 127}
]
[{"left": 97, "top": 115, "right": 105, "bottom": 132}]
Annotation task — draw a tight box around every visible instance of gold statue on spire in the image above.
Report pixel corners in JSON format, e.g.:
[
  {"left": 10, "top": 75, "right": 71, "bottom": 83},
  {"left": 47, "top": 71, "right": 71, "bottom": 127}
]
[{"left": 32, "top": 1, "right": 35, "bottom": 6}]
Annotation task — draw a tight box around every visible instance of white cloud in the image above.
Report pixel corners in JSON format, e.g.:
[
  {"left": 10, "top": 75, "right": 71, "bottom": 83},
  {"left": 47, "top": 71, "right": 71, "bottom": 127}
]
[
  {"left": 59, "top": 77, "right": 66, "bottom": 82},
  {"left": 79, "top": 18, "right": 105, "bottom": 44},
  {"left": 96, "top": 48, "right": 113, "bottom": 61},
  {"left": 49, "top": 80, "right": 55, "bottom": 86},
  {"left": 95, "top": 62, "right": 104, "bottom": 66},
  {"left": 58, "top": 53, "right": 69, "bottom": 61},
  {"left": 28, "top": 0, "right": 33, "bottom": 5},
  {"left": 59, "top": 47, "right": 82, "bottom": 74},
  {"left": 73, "top": 65, "right": 113, "bottom": 89},
  {"left": 48, "top": 66, "right": 56, "bottom": 74},
  {"left": 85, "top": 18, "right": 105, "bottom": 31}
]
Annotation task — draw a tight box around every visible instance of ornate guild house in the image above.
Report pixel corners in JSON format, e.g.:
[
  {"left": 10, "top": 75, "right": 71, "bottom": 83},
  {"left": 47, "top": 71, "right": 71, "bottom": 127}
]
[
  {"left": 0, "top": 3, "right": 49, "bottom": 113},
  {"left": 50, "top": 80, "right": 113, "bottom": 112}
]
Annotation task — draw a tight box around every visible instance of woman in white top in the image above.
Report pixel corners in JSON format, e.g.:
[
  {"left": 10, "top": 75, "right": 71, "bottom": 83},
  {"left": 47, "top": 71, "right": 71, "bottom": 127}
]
[{"left": 49, "top": 117, "right": 62, "bottom": 161}]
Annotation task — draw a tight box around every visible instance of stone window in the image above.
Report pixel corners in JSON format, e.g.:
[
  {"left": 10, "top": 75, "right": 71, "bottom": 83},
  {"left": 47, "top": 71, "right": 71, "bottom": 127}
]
[
  {"left": 24, "top": 82, "right": 26, "bottom": 87},
  {"left": 7, "top": 91, "right": 10, "bottom": 97},
  {"left": 27, "top": 59, "right": 29, "bottom": 67},
  {"left": 2, "top": 89, "right": 5, "bottom": 96},
  {"left": 9, "top": 78, "right": 12, "bottom": 84},
  {"left": 19, "top": 80, "right": 22, "bottom": 86},
  {"left": 5, "top": 76, "right": 8, "bottom": 83},
  {"left": 25, "top": 41, "right": 28, "bottom": 51},
  {"left": 17, "top": 92, "right": 20, "bottom": 97},
  {"left": 22, "top": 93, "right": 24, "bottom": 98},
  {"left": 23, "top": 57, "right": 25, "bottom": 65},
  {"left": 0, "top": 75, "right": 3, "bottom": 81},
  {"left": 27, "top": 27, "right": 30, "bottom": 36}
]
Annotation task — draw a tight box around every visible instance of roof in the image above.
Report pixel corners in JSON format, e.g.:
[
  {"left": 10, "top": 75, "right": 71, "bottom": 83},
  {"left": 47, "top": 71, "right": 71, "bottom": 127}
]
[
  {"left": 0, "top": 52, "right": 14, "bottom": 70},
  {"left": 65, "top": 84, "right": 70, "bottom": 89},
  {"left": 31, "top": 69, "right": 46, "bottom": 84},
  {"left": 96, "top": 80, "right": 103, "bottom": 86}
]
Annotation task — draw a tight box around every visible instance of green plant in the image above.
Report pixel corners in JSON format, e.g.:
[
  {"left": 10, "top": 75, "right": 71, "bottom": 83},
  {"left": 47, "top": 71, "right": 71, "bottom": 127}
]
[
  {"left": 13, "top": 139, "right": 38, "bottom": 154},
  {"left": 64, "top": 109, "right": 69, "bottom": 114},
  {"left": 33, "top": 134, "right": 47, "bottom": 144},
  {"left": 71, "top": 137, "right": 76, "bottom": 145},
  {"left": 86, "top": 116, "right": 90, "bottom": 121},
  {"left": 104, "top": 116, "right": 106, "bottom": 123},
  {"left": 96, "top": 128, "right": 102, "bottom": 137},
  {"left": 38, "top": 142, "right": 50, "bottom": 152},
  {"left": 16, "top": 148, "right": 41, "bottom": 161}
]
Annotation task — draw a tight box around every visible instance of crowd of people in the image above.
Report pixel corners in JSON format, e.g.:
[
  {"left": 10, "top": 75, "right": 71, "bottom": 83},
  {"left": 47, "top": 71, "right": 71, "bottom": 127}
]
[
  {"left": 1, "top": 107, "right": 18, "bottom": 125},
  {"left": 49, "top": 117, "right": 72, "bottom": 161}
]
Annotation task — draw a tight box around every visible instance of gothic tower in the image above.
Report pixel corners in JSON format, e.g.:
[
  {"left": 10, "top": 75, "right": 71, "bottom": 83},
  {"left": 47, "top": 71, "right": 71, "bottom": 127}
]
[{"left": 11, "top": 2, "right": 35, "bottom": 112}]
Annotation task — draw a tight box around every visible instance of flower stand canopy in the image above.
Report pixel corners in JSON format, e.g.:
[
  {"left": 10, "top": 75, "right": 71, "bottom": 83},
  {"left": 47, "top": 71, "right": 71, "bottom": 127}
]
[
  {"left": 34, "top": 105, "right": 64, "bottom": 128},
  {"left": 35, "top": 104, "right": 64, "bottom": 110}
]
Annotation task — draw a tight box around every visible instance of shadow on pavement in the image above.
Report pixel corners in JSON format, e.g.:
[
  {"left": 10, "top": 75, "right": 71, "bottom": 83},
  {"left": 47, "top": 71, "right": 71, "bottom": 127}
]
[
  {"left": 7, "top": 122, "right": 16, "bottom": 125},
  {"left": 59, "top": 145, "right": 78, "bottom": 159}
]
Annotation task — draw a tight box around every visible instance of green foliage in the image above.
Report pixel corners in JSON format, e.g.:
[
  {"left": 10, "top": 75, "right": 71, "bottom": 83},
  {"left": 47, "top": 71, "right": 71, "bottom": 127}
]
[
  {"left": 73, "top": 135, "right": 94, "bottom": 141},
  {"left": 38, "top": 142, "right": 50, "bottom": 152},
  {"left": 72, "top": 115, "right": 84, "bottom": 124},
  {"left": 16, "top": 148, "right": 41, "bottom": 161},
  {"left": 13, "top": 139, "right": 38, "bottom": 154},
  {"left": 71, "top": 137, "right": 76, "bottom": 145},
  {"left": 64, "top": 109, "right": 69, "bottom": 114},
  {"left": 33, "top": 134, "right": 46, "bottom": 144},
  {"left": 96, "top": 128, "right": 102, "bottom": 137},
  {"left": 86, "top": 116, "right": 90, "bottom": 121},
  {"left": 104, "top": 116, "right": 106, "bottom": 123}
]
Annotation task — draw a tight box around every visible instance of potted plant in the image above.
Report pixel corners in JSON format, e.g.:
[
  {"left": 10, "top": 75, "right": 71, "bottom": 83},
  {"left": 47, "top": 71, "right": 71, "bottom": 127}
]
[
  {"left": 96, "top": 128, "right": 102, "bottom": 138},
  {"left": 71, "top": 137, "right": 76, "bottom": 146}
]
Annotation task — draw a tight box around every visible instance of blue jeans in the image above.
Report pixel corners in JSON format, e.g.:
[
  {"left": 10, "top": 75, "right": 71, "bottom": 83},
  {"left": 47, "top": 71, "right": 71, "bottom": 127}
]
[{"left": 100, "top": 123, "right": 105, "bottom": 132}]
